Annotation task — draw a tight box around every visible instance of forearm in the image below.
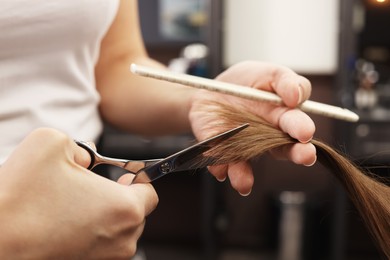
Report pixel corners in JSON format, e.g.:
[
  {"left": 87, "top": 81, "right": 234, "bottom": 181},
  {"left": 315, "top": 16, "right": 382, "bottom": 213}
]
[
  {"left": 96, "top": 56, "right": 196, "bottom": 136},
  {"left": 94, "top": 0, "right": 197, "bottom": 136}
]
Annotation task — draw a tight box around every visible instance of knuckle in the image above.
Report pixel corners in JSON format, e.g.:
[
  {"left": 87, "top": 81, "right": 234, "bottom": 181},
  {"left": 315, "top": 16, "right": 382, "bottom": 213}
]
[
  {"left": 125, "top": 244, "right": 138, "bottom": 258},
  {"left": 120, "top": 195, "right": 145, "bottom": 225},
  {"left": 129, "top": 203, "right": 145, "bottom": 225},
  {"left": 27, "top": 128, "right": 72, "bottom": 155},
  {"left": 114, "top": 243, "right": 138, "bottom": 259},
  {"left": 30, "top": 127, "right": 69, "bottom": 146}
]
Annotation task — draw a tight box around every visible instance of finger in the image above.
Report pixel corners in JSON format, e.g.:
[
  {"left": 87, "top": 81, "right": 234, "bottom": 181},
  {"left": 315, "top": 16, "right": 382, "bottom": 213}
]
[
  {"left": 270, "top": 142, "right": 317, "bottom": 166},
  {"left": 208, "top": 164, "right": 228, "bottom": 182},
  {"left": 273, "top": 72, "right": 312, "bottom": 107},
  {"left": 118, "top": 222, "right": 145, "bottom": 258},
  {"left": 135, "top": 220, "right": 146, "bottom": 240},
  {"left": 227, "top": 161, "right": 254, "bottom": 196},
  {"left": 130, "top": 221, "right": 146, "bottom": 257},
  {"left": 117, "top": 173, "right": 136, "bottom": 185},
  {"left": 128, "top": 183, "right": 159, "bottom": 216},
  {"left": 288, "top": 143, "right": 317, "bottom": 166},
  {"left": 118, "top": 174, "right": 159, "bottom": 216},
  {"left": 278, "top": 109, "right": 315, "bottom": 143},
  {"left": 72, "top": 142, "right": 93, "bottom": 169},
  {"left": 215, "top": 61, "right": 311, "bottom": 108}
]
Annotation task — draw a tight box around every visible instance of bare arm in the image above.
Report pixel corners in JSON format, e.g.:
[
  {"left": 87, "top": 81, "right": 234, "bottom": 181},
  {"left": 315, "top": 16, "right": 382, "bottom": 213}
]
[{"left": 95, "top": 0, "right": 195, "bottom": 136}]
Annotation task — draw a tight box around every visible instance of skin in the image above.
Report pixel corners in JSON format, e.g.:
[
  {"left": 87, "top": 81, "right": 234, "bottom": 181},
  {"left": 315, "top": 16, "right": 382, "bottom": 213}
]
[
  {"left": 0, "top": 128, "right": 158, "bottom": 259},
  {"left": 95, "top": 0, "right": 316, "bottom": 196},
  {"left": 189, "top": 61, "right": 316, "bottom": 195}
]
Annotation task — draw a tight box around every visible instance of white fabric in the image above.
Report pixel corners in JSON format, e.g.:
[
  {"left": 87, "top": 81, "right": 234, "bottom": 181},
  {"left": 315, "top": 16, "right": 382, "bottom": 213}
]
[{"left": 0, "top": 1, "right": 120, "bottom": 163}]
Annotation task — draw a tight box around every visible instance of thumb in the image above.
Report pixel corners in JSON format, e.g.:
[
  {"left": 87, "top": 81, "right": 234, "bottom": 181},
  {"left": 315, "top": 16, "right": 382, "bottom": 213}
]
[
  {"left": 118, "top": 173, "right": 159, "bottom": 216},
  {"left": 117, "top": 173, "right": 136, "bottom": 185}
]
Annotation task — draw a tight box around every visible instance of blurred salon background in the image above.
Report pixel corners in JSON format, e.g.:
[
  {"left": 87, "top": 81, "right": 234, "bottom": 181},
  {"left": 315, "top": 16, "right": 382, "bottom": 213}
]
[{"left": 98, "top": 0, "right": 390, "bottom": 259}]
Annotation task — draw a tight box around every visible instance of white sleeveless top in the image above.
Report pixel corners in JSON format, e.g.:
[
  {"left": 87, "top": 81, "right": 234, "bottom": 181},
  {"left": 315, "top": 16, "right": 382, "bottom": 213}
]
[{"left": 0, "top": 1, "right": 120, "bottom": 163}]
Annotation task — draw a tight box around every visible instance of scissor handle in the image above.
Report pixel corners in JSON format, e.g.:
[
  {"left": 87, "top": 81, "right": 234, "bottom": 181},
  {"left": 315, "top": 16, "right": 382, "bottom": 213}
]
[
  {"left": 75, "top": 141, "right": 97, "bottom": 170},
  {"left": 76, "top": 140, "right": 130, "bottom": 170},
  {"left": 75, "top": 140, "right": 162, "bottom": 175}
]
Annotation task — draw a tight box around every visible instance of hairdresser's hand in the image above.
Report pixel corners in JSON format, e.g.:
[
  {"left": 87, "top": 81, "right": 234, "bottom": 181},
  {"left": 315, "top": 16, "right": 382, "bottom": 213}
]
[
  {"left": 0, "top": 128, "right": 158, "bottom": 259},
  {"left": 189, "top": 61, "right": 316, "bottom": 196}
]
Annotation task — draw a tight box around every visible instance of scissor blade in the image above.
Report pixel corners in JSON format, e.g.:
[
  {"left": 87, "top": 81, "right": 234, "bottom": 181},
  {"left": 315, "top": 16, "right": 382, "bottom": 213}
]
[{"left": 132, "top": 123, "right": 249, "bottom": 183}]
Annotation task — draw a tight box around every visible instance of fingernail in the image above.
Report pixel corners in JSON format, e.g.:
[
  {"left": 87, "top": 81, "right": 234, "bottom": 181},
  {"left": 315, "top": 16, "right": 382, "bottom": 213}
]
[
  {"left": 216, "top": 176, "right": 226, "bottom": 182},
  {"left": 239, "top": 189, "right": 252, "bottom": 197},
  {"left": 304, "top": 156, "right": 317, "bottom": 167},
  {"left": 298, "top": 136, "right": 313, "bottom": 144}
]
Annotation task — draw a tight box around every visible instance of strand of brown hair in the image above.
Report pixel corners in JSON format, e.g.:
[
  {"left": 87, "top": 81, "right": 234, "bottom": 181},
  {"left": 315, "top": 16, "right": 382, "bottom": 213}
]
[{"left": 203, "top": 101, "right": 390, "bottom": 258}]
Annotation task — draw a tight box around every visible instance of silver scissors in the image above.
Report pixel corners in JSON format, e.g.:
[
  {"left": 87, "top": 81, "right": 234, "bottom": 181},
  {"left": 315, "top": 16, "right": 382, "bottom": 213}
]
[{"left": 76, "top": 123, "right": 248, "bottom": 184}]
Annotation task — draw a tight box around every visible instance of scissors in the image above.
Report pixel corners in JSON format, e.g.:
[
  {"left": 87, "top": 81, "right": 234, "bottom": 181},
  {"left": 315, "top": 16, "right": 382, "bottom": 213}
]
[{"left": 76, "top": 123, "right": 248, "bottom": 184}]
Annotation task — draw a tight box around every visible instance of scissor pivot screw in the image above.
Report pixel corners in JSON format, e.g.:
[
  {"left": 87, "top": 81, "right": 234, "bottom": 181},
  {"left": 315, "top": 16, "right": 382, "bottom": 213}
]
[{"left": 160, "top": 162, "right": 171, "bottom": 174}]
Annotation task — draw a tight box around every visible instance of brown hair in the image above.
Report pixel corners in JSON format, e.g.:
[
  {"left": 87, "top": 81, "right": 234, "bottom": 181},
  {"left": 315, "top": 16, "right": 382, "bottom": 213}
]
[{"left": 204, "top": 101, "right": 390, "bottom": 258}]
